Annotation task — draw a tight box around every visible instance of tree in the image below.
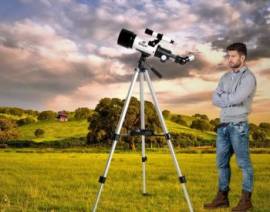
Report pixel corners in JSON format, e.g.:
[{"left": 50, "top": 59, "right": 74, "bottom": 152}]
[
  {"left": 252, "top": 129, "right": 267, "bottom": 147},
  {"left": 249, "top": 123, "right": 258, "bottom": 135},
  {"left": 193, "top": 113, "right": 209, "bottom": 121},
  {"left": 171, "top": 115, "right": 188, "bottom": 126},
  {"left": 38, "top": 111, "right": 56, "bottom": 121},
  {"left": 162, "top": 110, "right": 171, "bottom": 119},
  {"left": 34, "top": 129, "right": 45, "bottom": 138},
  {"left": 74, "top": 107, "right": 91, "bottom": 120},
  {"left": 144, "top": 100, "right": 163, "bottom": 148},
  {"left": 210, "top": 118, "right": 220, "bottom": 131},
  {"left": 0, "top": 107, "right": 24, "bottom": 116},
  {"left": 24, "top": 109, "right": 39, "bottom": 117},
  {"left": 87, "top": 98, "right": 123, "bottom": 145},
  {"left": 259, "top": 122, "right": 270, "bottom": 133},
  {"left": 87, "top": 97, "right": 161, "bottom": 150},
  {"left": 0, "top": 107, "right": 39, "bottom": 118},
  {"left": 17, "top": 117, "right": 36, "bottom": 126},
  {"left": 0, "top": 118, "right": 19, "bottom": 143},
  {"left": 191, "top": 119, "right": 212, "bottom": 131},
  {"left": 259, "top": 122, "right": 270, "bottom": 129}
]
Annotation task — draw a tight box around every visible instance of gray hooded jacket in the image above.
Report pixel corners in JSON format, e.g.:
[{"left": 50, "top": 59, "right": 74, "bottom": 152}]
[{"left": 212, "top": 66, "right": 256, "bottom": 123}]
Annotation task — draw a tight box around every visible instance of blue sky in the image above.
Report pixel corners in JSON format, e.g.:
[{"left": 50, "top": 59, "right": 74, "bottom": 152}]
[{"left": 0, "top": 0, "right": 269, "bottom": 123}]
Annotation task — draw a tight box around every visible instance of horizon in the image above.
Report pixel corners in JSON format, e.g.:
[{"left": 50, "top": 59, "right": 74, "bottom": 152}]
[
  {"left": 0, "top": 101, "right": 267, "bottom": 125},
  {"left": 0, "top": 0, "right": 269, "bottom": 124}
]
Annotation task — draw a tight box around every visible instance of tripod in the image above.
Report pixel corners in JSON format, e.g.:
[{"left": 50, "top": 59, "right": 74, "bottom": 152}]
[{"left": 92, "top": 54, "right": 194, "bottom": 212}]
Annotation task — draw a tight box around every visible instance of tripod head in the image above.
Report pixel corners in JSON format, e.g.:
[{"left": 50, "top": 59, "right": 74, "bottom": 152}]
[{"left": 137, "top": 53, "right": 163, "bottom": 79}]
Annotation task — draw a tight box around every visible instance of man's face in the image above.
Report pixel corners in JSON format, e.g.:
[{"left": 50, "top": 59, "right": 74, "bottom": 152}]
[{"left": 227, "top": 50, "right": 245, "bottom": 69}]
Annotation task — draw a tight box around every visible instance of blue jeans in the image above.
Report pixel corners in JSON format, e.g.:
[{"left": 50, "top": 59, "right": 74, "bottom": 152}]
[{"left": 216, "top": 121, "right": 253, "bottom": 192}]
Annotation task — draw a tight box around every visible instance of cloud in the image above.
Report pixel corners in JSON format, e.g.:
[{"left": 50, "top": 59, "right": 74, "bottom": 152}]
[
  {"left": 45, "top": 81, "right": 134, "bottom": 110},
  {"left": 157, "top": 90, "right": 213, "bottom": 105},
  {"left": 0, "top": 19, "right": 111, "bottom": 108},
  {"left": 0, "top": 19, "right": 79, "bottom": 58},
  {"left": 203, "top": 0, "right": 270, "bottom": 61},
  {"left": 0, "top": 18, "right": 142, "bottom": 109},
  {"left": 0, "top": 0, "right": 269, "bottom": 123}
]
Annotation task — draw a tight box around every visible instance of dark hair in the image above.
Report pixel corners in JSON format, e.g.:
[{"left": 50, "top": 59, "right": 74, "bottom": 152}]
[{"left": 226, "top": 42, "right": 247, "bottom": 57}]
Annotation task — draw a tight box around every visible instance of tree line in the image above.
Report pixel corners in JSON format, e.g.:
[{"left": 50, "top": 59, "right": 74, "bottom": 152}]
[
  {"left": 86, "top": 97, "right": 270, "bottom": 149},
  {"left": 0, "top": 106, "right": 92, "bottom": 124},
  {"left": 0, "top": 101, "right": 270, "bottom": 149}
]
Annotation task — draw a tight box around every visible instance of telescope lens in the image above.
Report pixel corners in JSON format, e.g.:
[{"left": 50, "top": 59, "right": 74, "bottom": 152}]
[{"left": 117, "top": 29, "right": 136, "bottom": 48}]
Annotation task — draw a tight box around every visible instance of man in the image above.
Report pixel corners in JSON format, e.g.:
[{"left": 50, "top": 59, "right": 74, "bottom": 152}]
[{"left": 204, "top": 43, "right": 256, "bottom": 211}]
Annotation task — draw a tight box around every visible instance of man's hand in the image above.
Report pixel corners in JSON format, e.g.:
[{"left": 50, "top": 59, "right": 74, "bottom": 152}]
[{"left": 216, "top": 87, "right": 226, "bottom": 96}]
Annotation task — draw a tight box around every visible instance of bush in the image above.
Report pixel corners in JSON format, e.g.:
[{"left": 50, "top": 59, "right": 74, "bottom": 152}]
[
  {"left": 259, "top": 122, "right": 270, "bottom": 129},
  {"left": 47, "top": 137, "right": 87, "bottom": 148},
  {"left": 210, "top": 118, "right": 220, "bottom": 131},
  {"left": 74, "top": 107, "right": 91, "bottom": 120},
  {"left": 0, "top": 107, "right": 24, "bottom": 116},
  {"left": 251, "top": 129, "right": 267, "bottom": 147},
  {"left": 0, "top": 118, "right": 19, "bottom": 143},
  {"left": 191, "top": 119, "right": 212, "bottom": 131},
  {"left": 24, "top": 109, "right": 39, "bottom": 117},
  {"left": 162, "top": 110, "right": 171, "bottom": 119},
  {"left": 5, "top": 137, "right": 87, "bottom": 148},
  {"left": 17, "top": 117, "right": 36, "bottom": 126},
  {"left": 192, "top": 113, "right": 209, "bottom": 121},
  {"left": 171, "top": 115, "right": 188, "bottom": 126},
  {"left": 259, "top": 122, "right": 270, "bottom": 134},
  {"left": 0, "top": 144, "right": 8, "bottom": 148},
  {"left": 34, "top": 129, "right": 45, "bottom": 138},
  {"left": 38, "top": 111, "right": 56, "bottom": 121},
  {"left": 0, "top": 114, "right": 8, "bottom": 119}
]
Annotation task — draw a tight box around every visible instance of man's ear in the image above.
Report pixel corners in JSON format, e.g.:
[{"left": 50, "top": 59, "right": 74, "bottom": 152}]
[{"left": 241, "top": 55, "right": 246, "bottom": 63}]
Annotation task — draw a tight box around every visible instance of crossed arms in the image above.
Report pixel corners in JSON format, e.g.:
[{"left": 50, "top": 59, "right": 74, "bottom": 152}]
[{"left": 212, "top": 74, "right": 256, "bottom": 108}]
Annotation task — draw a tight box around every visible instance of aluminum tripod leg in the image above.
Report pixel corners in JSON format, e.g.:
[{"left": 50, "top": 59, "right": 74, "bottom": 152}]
[
  {"left": 139, "top": 71, "right": 147, "bottom": 194},
  {"left": 144, "top": 70, "right": 194, "bottom": 212},
  {"left": 92, "top": 68, "right": 140, "bottom": 212}
]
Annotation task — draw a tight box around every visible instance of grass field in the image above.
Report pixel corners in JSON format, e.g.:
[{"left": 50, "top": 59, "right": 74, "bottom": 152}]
[
  {"left": 17, "top": 120, "right": 89, "bottom": 142},
  {"left": 15, "top": 119, "right": 215, "bottom": 143},
  {"left": 165, "top": 120, "right": 216, "bottom": 141},
  {"left": 0, "top": 151, "right": 269, "bottom": 211}
]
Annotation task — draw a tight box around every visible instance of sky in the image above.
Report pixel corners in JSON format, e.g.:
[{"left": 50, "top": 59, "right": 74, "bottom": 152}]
[{"left": 0, "top": 0, "right": 269, "bottom": 124}]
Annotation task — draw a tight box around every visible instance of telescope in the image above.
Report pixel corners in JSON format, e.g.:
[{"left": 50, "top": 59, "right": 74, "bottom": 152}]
[
  {"left": 92, "top": 27, "right": 195, "bottom": 212},
  {"left": 117, "top": 28, "right": 195, "bottom": 64}
]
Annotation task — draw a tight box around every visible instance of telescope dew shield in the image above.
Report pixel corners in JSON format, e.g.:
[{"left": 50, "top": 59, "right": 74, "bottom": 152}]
[{"left": 117, "top": 29, "right": 136, "bottom": 48}]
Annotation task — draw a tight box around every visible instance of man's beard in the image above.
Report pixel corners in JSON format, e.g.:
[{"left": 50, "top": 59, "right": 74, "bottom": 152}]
[{"left": 229, "top": 61, "right": 242, "bottom": 69}]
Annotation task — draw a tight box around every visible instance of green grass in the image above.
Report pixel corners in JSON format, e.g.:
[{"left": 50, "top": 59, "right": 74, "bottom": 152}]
[
  {"left": 0, "top": 152, "right": 269, "bottom": 211},
  {"left": 165, "top": 120, "right": 216, "bottom": 141},
  {"left": 17, "top": 120, "right": 89, "bottom": 142}
]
